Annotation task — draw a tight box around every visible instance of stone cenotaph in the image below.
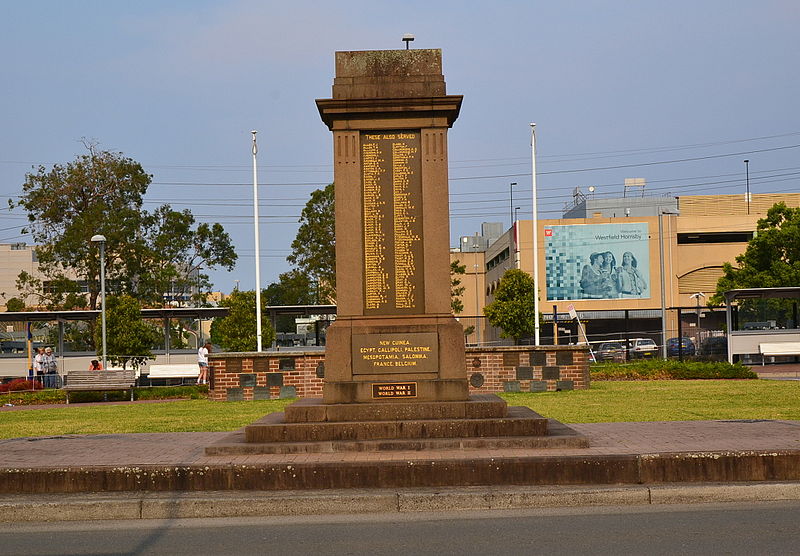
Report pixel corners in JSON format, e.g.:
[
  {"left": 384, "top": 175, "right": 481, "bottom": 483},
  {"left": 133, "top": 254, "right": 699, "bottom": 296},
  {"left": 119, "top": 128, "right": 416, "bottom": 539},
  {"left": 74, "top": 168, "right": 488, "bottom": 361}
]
[
  {"left": 316, "top": 49, "right": 467, "bottom": 405},
  {"left": 214, "top": 49, "right": 561, "bottom": 451}
]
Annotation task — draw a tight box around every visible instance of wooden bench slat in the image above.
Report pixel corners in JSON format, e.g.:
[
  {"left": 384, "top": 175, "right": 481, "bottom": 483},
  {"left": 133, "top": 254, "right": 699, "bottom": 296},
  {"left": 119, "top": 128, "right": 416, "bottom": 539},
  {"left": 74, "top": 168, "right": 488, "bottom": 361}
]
[{"left": 63, "top": 371, "right": 136, "bottom": 403}]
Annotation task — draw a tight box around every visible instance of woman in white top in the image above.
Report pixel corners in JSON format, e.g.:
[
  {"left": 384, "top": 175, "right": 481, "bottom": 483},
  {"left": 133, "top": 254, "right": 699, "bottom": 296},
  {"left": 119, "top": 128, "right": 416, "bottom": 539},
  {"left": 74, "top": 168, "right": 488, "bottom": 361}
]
[{"left": 197, "top": 342, "right": 212, "bottom": 385}]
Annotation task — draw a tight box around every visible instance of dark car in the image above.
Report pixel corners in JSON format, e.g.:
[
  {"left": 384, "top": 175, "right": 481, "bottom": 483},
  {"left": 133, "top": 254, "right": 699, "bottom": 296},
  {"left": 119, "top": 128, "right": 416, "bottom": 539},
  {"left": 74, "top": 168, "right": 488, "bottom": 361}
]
[
  {"left": 699, "top": 336, "right": 728, "bottom": 359},
  {"left": 595, "top": 341, "right": 626, "bottom": 362},
  {"left": 667, "top": 337, "right": 696, "bottom": 357}
]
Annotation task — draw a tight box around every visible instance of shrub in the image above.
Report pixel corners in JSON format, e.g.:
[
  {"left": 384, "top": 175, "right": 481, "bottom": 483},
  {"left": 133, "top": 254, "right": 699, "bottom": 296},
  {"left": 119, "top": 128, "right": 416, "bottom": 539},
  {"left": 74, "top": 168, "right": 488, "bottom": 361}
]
[
  {"left": 2, "top": 384, "right": 208, "bottom": 406},
  {"left": 591, "top": 359, "right": 758, "bottom": 380},
  {"left": 0, "top": 379, "right": 43, "bottom": 393}
]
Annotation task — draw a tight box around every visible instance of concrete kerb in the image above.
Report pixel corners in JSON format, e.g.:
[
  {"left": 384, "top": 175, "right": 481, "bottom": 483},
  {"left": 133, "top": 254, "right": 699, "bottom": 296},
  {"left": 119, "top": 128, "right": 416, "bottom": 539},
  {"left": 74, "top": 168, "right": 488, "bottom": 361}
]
[{"left": 2, "top": 483, "right": 800, "bottom": 523}]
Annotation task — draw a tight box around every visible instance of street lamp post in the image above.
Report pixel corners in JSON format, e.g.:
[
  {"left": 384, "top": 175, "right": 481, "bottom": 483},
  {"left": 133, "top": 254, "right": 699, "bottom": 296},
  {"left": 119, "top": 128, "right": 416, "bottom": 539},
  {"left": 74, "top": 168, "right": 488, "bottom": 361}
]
[
  {"left": 509, "top": 182, "right": 517, "bottom": 229},
  {"left": 91, "top": 234, "right": 107, "bottom": 370},
  {"left": 744, "top": 159, "right": 751, "bottom": 215},
  {"left": 690, "top": 292, "right": 706, "bottom": 329},
  {"left": 252, "top": 131, "right": 263, "bottom": 352},
  {"left": 473, "top": 241, "right": 481, "bottom": 346},
  {"left": 658, "top": 210, "right": 678, "bottom": 358},
  {"left": 530, "top": 124, "right": 540, "bottom": 345}
]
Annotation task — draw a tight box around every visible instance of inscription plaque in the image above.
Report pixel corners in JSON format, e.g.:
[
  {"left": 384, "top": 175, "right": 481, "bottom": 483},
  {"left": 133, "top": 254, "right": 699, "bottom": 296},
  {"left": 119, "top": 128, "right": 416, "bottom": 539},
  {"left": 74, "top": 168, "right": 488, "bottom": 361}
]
[
  {"left": 352, "top": 332, "right": 438, "bottom": 374},
  {"left": 372, "top": 382, "right": 417, "bottom": 399},
  {"left": 361, "top": 131, "right": 424, "bottom": 315}
]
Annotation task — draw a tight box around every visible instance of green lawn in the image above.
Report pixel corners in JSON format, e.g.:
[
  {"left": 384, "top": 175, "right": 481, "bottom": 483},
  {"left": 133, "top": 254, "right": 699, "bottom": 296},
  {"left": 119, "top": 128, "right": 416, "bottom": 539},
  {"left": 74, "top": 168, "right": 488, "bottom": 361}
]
[
  {"left": 0, "top": 399, "right": 293, "bottom": 439},
  {"left": 501, "top": 380, "right": 800, "bottom": 423},
  {"left": 1, "top": 380, "right": 798, "bottom": 439}
]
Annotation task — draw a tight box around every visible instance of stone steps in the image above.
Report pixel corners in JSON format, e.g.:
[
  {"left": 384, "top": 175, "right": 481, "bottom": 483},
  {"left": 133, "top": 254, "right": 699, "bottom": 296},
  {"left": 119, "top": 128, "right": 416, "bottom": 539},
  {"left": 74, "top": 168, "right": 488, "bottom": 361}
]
[
  {"left": 244, "top": 405, "right": 548, "bottom": 443},
  {"left": 207, "top": 420, "right": 587, "bottom": 455}
]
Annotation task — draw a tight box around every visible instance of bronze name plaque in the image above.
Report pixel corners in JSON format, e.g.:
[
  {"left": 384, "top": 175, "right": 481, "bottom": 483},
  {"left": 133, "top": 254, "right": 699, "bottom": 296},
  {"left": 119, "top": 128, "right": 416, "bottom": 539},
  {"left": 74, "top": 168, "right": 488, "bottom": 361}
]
[
  {"left": 352, "top": 332, "right": 438, "bottom": 374},
  {"left": 361, "top": 130, "right": 424, "bottom": 315},
  {"left": 372, "top": 382, "right": 417, "bottom": 399}
]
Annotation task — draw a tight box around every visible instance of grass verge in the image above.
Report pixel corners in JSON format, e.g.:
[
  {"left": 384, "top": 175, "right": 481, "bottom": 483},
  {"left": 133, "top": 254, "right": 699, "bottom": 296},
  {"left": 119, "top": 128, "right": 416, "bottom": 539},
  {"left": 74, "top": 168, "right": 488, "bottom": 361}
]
[
  {"left": 0, "top": 399, "right": 294, "bottom": 439},
  {"left": 500, "top": 380, "right": 800, "bottom": 423}
]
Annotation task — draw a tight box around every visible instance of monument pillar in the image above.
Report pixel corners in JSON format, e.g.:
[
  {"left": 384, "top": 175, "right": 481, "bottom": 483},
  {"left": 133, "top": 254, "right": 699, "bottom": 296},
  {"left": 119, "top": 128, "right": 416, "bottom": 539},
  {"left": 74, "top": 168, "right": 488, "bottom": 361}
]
[{"left": 316, "top": 49, "right": 467, "bottom": 403}]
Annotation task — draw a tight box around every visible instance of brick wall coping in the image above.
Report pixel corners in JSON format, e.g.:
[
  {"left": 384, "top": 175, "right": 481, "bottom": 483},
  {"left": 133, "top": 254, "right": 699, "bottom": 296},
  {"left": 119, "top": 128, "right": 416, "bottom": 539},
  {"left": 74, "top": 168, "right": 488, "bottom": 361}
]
[
  {"left": 209, "top": 346, "right": 588, "bottom": 359},
  {"left": 466, "top": 345, "right": 588, "bottom": 353},
  {"left": 209, "top": 350, "right": 325, "bottom": 359}
]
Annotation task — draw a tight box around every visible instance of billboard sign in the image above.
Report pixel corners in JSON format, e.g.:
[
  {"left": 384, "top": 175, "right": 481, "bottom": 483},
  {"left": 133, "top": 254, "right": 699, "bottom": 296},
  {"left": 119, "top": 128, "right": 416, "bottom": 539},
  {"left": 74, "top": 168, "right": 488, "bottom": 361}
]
[{"left": 545, "top": 223, "right": 650, "bottom": 301}]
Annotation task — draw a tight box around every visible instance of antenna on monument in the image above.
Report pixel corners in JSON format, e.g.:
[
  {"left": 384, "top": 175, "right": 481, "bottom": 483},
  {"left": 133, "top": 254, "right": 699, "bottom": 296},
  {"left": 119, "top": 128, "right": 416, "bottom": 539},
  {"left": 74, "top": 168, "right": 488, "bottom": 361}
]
[{"left": 402, "top": 34, "right": 415, "bottom": 49}]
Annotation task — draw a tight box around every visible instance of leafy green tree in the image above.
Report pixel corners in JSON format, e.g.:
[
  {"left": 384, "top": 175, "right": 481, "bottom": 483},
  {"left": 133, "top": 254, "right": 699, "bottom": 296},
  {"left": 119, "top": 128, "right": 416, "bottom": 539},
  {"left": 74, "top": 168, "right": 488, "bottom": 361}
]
[
  {"left": 210, "top": 290, "right": 275, "bottom": 351},
  {"left": 287, "top": 183, "right": 335, "bottom": 302},
  {"left": 4, "top": 297, "right": 25, "bottom": 312},
  {"left": 95, "top": 295, "right": 159, "bottom": 370},
  {"left": 483, "top": 269, "right": 538, "bottom": 344},
  {"left": 713, "top": 202, "right": 800, "bottom": 304},
  {"left": 265, "top": 270, "right": 317, "bottom": 332},
  {"left": 450, "top": 260, "right": 466, "bottom": 314},
  {"left": 12, "top": 142, "right": 236, "bottom": 309},
  {"left": 132, "top": 205, "right": 237, "bottom": 306}
]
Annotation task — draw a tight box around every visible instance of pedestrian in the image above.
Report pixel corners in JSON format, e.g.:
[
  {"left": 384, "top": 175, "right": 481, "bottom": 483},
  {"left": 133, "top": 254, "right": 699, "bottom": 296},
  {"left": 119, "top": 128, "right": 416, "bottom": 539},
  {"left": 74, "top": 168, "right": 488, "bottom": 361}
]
[
  {"left": 33, "top": 347, "right": 45, "bottom": 384},
  {"left": 88, "top": 359, "right": 103, "bottom": 370},
  {"left": 41, "top": 347, "right": 58, "bottom": 388},
  {"left": 197, "top": 342, "right": 212, "bottom": 385}
]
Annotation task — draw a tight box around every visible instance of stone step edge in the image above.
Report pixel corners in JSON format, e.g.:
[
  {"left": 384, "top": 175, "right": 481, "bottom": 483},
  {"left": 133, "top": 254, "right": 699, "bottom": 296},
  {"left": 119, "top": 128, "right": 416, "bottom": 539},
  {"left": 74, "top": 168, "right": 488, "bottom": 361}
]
[
  {"left": 3, "top": 483, "right": 800, "bottom": 523},
  {"left": 206, "top": 431, "right": 589, "bottom": 455}
]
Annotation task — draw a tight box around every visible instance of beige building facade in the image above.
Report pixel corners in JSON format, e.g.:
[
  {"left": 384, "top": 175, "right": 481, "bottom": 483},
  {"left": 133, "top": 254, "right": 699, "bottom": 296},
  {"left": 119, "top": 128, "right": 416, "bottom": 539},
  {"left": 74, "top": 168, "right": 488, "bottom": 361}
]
[
  {"left": 452, "top": 193, "right": 800, "bottom": 342},
  {"left": 0, "top": 243, "right": 39, "bottom": 309}
]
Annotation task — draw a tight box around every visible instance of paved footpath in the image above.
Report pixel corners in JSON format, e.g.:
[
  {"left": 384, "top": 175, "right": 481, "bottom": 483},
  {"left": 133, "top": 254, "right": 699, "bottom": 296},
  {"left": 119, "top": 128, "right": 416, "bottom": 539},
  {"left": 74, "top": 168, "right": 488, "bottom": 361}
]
[
  {"left": 1, "top": 420, "right": 800, "bottom": 522},
  {"left": 1, "top": 420, "right": 799, "bottom": 467}
]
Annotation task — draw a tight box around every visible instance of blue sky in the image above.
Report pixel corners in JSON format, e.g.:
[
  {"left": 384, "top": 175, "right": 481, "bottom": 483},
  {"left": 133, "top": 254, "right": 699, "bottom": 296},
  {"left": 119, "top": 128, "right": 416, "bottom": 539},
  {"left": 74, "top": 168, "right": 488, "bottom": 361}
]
[{"left": 2, "top": 1, "right": 798, "bottom": 292}]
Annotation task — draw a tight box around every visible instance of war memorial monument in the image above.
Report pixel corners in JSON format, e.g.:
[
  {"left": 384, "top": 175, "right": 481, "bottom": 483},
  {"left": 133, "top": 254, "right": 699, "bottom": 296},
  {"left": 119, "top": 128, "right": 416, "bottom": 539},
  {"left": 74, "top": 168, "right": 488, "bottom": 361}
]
[{"left": 206, "top": 48, "right": 586, "bottom": 454}]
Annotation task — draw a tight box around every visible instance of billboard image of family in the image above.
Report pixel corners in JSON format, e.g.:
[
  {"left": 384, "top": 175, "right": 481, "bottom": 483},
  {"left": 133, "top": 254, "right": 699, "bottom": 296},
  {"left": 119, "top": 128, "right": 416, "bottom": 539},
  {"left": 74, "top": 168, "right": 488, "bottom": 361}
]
[{"left": 544, "top": 223, "right": 651, "bottom": 301}]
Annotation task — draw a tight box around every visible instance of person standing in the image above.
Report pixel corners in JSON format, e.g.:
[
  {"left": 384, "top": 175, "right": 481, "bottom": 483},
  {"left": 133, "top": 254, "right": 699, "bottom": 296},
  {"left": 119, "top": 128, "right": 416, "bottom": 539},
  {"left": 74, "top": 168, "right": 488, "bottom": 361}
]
[
  {"left": 41, "top": 347, "right": 58, "bottom": 388},
  {"left": 33, "top": 347, "right": 45, "bottom": 384},
  {"left": 197, "top": 342, "right": 212, "bottom": 385},
  {"left": 616, "top": 251, "right": 647, "bottom": 298}
]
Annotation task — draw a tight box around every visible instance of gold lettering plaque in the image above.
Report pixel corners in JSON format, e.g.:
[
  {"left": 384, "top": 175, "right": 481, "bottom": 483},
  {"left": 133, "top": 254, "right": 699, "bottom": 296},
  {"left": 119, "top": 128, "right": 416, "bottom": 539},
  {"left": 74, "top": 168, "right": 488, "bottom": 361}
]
[
  {"left": 352, "top": 332, "right": 438, "bottom": 374},
  {"left": 361, "top": 130, "right": 424, "bottom": 315},
  {"left": 372, "top": 382, "right": 417, "bottom": 399}
]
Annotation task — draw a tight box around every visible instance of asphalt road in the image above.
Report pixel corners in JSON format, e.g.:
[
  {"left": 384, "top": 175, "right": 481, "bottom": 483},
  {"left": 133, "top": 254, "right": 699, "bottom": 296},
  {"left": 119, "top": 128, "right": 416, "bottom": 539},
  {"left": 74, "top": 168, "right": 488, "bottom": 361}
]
[{"left": 3, "top": 501, "right": 799, "bottom": 555}]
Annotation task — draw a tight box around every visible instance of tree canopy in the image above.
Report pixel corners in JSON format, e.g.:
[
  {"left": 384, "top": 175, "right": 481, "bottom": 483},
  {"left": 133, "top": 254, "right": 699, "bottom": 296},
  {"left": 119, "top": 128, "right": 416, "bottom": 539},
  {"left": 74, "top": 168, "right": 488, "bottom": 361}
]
[
  {"left": 96, "top": 295, "right": 159, "bottom": 370},
  {"left": 287, "top": 183, "right": 335, "bottom": 302},
  {"left": 483, "top": 269, "right": 538, "bottom": 344},
  {"left": 210, "top": 290, "right": 276, "bottom": 351},
  {"left": 712, "top": 202, "right": 800, "bottom": 303},
  {"left": 264, "top": 270, "right": 317, "bottom": 332},
  {"left": 12, "top": 142, "right": 236, "bottom": 309},
  {"left": 450, "top": 259, "right": 466, "bottom": 314}
]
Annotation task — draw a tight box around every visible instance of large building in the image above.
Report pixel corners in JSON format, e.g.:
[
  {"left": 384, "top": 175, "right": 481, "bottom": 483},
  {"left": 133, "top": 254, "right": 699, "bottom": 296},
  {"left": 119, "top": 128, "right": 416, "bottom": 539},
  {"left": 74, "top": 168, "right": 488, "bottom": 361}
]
[{"left": 453, "top": 192, "right": 800, "bottom": 346}]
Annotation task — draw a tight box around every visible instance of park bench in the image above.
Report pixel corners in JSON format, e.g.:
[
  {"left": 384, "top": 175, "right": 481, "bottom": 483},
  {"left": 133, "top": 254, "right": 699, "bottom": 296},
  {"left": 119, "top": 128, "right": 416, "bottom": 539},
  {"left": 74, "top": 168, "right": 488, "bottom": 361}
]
[
  {"left": 142, "top": 364, "right": 198, "bottom": 386},
  {"left": 759, "top": 342, "right": 800, "bottom": 365},
  {"left": 63, "top": 370, "right": 136, "bottom": 404}
]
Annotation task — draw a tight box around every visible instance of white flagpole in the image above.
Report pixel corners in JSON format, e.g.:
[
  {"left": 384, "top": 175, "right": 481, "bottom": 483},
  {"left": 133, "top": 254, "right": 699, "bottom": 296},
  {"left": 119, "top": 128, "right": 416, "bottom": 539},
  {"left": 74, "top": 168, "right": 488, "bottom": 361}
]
[
  {"left": 252, "top": 131, "right": 263, "bottom": 352},
  {"left": 530, "top": 123, "right": 540, "bottom": 346}
]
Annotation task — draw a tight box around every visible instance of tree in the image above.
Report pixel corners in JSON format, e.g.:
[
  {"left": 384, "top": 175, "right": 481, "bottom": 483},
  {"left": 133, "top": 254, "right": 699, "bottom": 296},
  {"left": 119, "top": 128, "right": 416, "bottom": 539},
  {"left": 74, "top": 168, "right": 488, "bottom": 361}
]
[
  {"left": 131, "top": 205, "right": 237, "bottom": 306},
  {"left": 450, "top": 260, "right": 466, "bottom": 314},
  {"left": 4, "top": 297, "right": 25, "bottom": 312},
  {"left": 12, "top": 142, "right": 237, "bottom": 309},
  {"left": 712, "top": 202, "right": 800, "bottom": 304},
  {"left": 483, "top": 269, "right": 538, "bottom": 344},
  {"left": 210, "top": 290, "right": 276, "bottom": 351},
  {"left": 287, "top": 183, "right": 335, "bottom": 302},
  {"left": 95, "top": 295, "right": 159, "bottom": 370},
  {"left": 264, "top": 270, "right": 317, "bottom": 333}
]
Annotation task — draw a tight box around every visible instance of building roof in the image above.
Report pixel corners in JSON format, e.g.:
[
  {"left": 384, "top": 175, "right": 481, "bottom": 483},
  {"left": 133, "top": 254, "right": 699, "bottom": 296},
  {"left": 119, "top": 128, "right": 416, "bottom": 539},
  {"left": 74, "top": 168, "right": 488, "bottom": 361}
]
[{"left": 723, "top": 287, "right": 800, "bottom": 302}]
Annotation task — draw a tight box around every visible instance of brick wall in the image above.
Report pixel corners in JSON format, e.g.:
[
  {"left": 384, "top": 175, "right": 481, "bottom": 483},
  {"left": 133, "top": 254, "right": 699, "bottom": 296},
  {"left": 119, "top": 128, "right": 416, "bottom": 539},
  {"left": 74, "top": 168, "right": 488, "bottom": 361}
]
[{"left": 208, "top": 346, "right": 589, "bottom": 401}]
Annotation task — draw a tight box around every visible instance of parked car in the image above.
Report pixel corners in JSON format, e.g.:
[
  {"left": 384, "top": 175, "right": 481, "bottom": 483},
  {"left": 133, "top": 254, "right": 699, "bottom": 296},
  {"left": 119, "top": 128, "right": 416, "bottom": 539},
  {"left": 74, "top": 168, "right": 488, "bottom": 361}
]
[
  {"left": 595, "top": 341, "right": 626, "bottom": 362},
  {"left": 699, "top": 336, "right": 728, "bottom": 358},
  {"left": 667, "top": 337, "right": 696, "bottom": 357},
  {"left": 627, "top": 338, "right": 658, "bottom": 358}
]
